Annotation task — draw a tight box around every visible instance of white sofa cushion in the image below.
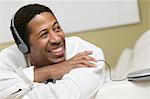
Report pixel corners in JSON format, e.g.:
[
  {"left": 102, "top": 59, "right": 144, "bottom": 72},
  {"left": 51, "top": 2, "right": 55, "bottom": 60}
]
[
  {"left": 95, "top": 80, "right": 150, "bottom": 99},
  {"left": 127, "top": 29, "right": 150, "bottom": 73},
  {"left": 112, "top": 48, "right": 133, "bottom": 79},
  {"left": 113, "top": 29, "right": 150, "bottom": 79}
]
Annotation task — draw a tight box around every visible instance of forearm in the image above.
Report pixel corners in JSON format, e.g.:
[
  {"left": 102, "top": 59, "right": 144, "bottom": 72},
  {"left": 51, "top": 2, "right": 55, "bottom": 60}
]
[
  {"left": 34, "top": 66, "right": 51, "bottom": 82},
  {"left": 34, "top": 50, "right": 98, "bottom": 83},
  {"left": 34, "top": 61, "right": 72, "bottom": 82}
]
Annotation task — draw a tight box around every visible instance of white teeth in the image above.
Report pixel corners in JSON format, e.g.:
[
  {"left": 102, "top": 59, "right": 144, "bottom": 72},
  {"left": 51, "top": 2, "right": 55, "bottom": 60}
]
[{"left": 51, "top": 47, "right": 63, "bottom": 53}]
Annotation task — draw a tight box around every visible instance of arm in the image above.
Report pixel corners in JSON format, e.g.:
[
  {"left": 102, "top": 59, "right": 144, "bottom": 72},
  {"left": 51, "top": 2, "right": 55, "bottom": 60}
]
[
  {"left": 25, "top": 65, "right": 105, "bottom": 99},
  {"left": 34, "top": 50, "right": 96, "bottom": 82},
  {"left": 0, "top": 51, "right": 104, "bottom": 99}
]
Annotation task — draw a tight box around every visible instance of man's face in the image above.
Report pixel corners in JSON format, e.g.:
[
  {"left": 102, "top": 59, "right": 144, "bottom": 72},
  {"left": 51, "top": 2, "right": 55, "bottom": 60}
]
[{"left": 27, "top": 12, "right": 66, "bottom": 67}]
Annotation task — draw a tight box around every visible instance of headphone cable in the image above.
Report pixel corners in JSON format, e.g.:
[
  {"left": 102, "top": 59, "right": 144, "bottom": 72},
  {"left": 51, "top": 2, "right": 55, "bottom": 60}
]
[{"left": 97, "top": 59, "right": 127, "bottom": 81}]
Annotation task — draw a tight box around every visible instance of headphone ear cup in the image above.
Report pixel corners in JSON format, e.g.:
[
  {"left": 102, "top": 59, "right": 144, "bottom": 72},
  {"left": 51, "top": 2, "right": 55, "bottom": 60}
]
[{"left": 18, "top": 43, "right": 29, "bottom": 54}]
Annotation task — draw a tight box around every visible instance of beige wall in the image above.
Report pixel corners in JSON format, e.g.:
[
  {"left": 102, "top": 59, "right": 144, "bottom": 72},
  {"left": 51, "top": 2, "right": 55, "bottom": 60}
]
[
  {"left": 66, "top": 0, "right": 150, "bottom": 68},
  {"left": 0, "top": 42, "right": 15, "bottom": 51},
  {"left": 147, "top": 0, "right": 150, "bottom": 27}
]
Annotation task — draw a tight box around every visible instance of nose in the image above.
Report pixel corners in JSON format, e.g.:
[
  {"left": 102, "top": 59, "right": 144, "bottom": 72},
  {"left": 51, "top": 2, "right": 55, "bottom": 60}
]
[{"left": 49, "top": 32, "right": 61, "bottom": 45}]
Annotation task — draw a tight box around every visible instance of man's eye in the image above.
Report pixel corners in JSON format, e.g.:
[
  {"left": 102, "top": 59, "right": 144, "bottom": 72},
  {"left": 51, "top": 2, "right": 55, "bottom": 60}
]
[
  {"left": 53, "top": 26, "right": 61, "bottom": 32},
  {"left": 40, "top": 32, "right": 48, "bottom": 38}
]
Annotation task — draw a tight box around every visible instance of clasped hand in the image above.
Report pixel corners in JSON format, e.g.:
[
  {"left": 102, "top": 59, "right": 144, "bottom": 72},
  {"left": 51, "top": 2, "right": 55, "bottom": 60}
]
[
  {"left": 50, "top": 50, "right": 97, "bottom": 80},
  {"left": 34, "top": 51, "right": 97, "bottom": 82}
]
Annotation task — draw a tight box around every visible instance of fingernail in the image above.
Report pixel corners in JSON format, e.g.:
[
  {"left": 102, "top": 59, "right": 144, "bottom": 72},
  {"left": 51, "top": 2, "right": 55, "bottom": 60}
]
[{"left": 90, "top": 58, "right": 96, "bottom": 62}]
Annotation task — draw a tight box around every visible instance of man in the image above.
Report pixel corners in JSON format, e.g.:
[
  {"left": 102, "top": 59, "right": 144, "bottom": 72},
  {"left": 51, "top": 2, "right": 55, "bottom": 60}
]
[{"left": 0, "top": 4, "right": 105, "bottom": 99}]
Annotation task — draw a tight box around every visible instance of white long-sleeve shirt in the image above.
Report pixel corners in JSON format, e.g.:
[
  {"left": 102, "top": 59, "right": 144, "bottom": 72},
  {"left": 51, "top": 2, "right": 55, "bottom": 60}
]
[{"left": 0, "top": 37, "right": 105, "bottom": 99}]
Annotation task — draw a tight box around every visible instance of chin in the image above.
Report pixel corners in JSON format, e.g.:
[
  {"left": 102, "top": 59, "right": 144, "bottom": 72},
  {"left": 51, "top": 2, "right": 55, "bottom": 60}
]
[
  {"left": 50, "top": 56, "right": 66, "bottom": 64},
  {"left": 56, "top": 57, "right": 66, "bottom": 63}
]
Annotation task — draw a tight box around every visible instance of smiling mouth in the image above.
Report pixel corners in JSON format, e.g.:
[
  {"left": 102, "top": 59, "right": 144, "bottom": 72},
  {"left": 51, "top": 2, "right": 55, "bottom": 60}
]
[
  {"left": 51, "top": 46, "right": 63, "bottom": 53},
  {"left": 47, "top": 46, "right": 65, "bottom": 57}
]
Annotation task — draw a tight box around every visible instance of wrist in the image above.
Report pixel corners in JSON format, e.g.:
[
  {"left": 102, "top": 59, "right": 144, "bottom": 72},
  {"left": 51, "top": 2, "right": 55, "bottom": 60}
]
[{"left": 34, "top": 66, "right": 51, "bottom": 82}]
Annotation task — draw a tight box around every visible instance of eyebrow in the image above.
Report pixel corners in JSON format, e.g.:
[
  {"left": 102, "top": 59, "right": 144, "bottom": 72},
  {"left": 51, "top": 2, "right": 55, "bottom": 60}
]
[
  {"left": 53, "top": 21, "right": 58, "bottom": 27},
  {"left": 38, "top": 21, "right": 58, "bottom": 35}
]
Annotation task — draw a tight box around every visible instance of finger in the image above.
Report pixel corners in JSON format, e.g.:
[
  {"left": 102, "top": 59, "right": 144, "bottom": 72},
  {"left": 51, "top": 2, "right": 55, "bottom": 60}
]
[
  {"left": 78, "top": 60, "right": 96, "bottom": 67},
  {"left": 75, "top": 50, "right": 93, "bottom": 57},
  {"left": 78, "top": 55, "right": 96, "bottom": 62},
  {"left": 72, "top": 51, "right": 93, "bottom": 61},
  {"left": 73, "top": 63, "right": 94, "bottom": 68}
]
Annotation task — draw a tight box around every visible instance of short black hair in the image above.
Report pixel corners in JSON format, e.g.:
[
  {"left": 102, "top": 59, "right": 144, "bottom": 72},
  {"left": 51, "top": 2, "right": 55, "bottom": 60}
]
[{"left": 10, "top": 4, "right": 54, "bottom": 48}]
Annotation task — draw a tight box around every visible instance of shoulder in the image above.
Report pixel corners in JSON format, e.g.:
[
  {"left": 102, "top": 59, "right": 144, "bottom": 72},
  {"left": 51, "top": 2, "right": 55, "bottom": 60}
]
[
  {"left": 65, "top": 36, "right": 104, "bottom": 60},
  {"left": 65, "top": 36, "right": 92, "bottom": 46},
  {"left": 66, "top": 36, "right": 103, "bottom": 51},
  {"left": 65, "top": 36, "right": 82, "bottom": 43},
  {"left": 0, "top": 44, "right": 21, "bottom": 55},
  {"left": 0, "top": 44, "right": 26, "bottom": 68}
]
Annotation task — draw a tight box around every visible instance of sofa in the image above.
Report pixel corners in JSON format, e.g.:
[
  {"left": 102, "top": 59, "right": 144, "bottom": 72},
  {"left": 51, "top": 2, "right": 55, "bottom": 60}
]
[{"left": 95, "top": 29, "right": 150, "bottom": 99}]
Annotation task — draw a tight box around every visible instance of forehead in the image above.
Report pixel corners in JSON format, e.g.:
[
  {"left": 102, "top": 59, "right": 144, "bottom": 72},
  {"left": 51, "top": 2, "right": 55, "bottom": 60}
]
[
  {"left": 28, "top": 12, "right": 56, "bottom": 26},
  {"left": 27, "top": 12, "right": 57, "bottom": 32}
]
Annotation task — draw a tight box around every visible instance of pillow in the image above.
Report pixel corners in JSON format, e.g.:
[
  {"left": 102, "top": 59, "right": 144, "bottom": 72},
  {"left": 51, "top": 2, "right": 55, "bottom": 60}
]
[
  {"left": 113, "top": 29, "right": 150, "bottom": 79},
  {"left": 112, "top": 48, "right": 133, "bottom": 79},
  {"left": 126, "top": 29, "right": 150, "bottom": 74}
]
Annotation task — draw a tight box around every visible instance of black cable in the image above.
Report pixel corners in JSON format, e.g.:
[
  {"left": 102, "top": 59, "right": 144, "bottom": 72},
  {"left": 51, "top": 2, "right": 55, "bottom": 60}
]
[{"left": 97, "top": 59, "right": 127, "bottom": 81}]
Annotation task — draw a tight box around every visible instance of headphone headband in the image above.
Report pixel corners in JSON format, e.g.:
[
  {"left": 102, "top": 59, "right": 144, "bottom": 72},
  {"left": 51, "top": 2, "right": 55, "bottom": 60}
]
[{"left": 11, "top": 15, "right": 29, "bottom": 54}]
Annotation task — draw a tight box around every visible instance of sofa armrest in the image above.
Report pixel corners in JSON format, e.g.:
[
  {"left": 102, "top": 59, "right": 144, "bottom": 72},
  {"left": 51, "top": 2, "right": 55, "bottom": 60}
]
[{"left": 95, "top": 80, "right": 150, "bottom": 99}]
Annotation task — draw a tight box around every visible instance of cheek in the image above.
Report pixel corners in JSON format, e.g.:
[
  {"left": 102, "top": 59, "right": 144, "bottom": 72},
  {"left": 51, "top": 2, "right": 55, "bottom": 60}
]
[
  {"left": 32, "top": 40, "right": 47, "bottom": 50},
  {"left": 59, "top": 32, "right": 65, "bottom": 39},
  {"left": 29, "top": 40, "right": 48, "bottom": 60},
  {"left": 29, "top": 37, "right": 48, "bottom": 53},
  {"left": 29, "top": 33, "right": 47, "bottom": 46}
]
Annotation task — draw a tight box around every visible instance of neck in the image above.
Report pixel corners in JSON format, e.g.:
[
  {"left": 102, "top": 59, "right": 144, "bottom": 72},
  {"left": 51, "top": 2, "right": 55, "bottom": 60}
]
[{"left": 26, "top": 54, "right": 36, "bottom": 67}]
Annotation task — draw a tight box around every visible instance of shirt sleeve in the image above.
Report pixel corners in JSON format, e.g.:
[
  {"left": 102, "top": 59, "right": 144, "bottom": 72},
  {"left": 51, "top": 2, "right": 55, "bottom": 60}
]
[
  {"left": 23, "top": 67, "right": 105, "bottom": 99},
  {"left": 0, "top": 57, "right": 105, "bottom": 99},
  {"left": 23, "top": 66, "right": 34, "bottom": 82},
  {"left": 0, "top": 66, "right": 105, "bottom": 99}
]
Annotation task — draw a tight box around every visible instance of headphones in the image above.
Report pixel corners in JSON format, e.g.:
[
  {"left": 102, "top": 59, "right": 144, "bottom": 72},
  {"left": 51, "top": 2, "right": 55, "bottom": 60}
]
[{"left": 11, "top": 15, "right": 29, "bottom": 54}]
